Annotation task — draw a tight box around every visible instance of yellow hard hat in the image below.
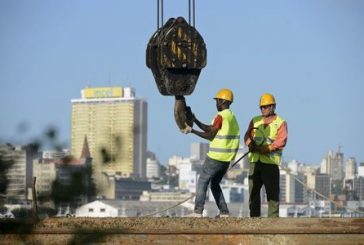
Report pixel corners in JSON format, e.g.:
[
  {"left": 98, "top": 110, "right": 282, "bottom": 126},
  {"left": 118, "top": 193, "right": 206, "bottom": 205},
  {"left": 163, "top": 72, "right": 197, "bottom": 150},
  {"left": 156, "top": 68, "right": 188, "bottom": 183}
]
[
  {"left": 260, "top": 93, "right": 276, "bottom": 106},
  {"left": 214, "top": 88, "right": 233, "bottom": 102}
]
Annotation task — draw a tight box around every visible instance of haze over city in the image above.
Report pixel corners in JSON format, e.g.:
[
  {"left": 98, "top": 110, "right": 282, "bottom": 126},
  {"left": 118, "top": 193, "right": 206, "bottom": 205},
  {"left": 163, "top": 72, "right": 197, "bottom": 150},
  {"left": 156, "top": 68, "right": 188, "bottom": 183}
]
[{"left": 1, "top": 0, "right": 363, "bottom": 165}]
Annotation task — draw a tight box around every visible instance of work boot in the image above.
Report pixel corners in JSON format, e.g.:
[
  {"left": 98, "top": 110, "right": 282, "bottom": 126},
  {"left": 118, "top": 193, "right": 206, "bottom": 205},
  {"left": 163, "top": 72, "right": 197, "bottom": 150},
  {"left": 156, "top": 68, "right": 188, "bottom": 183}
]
[
  {"left": 185, "top": 212, "right": 202, "bottom": 217},
  {"left": 215, "top": 213, "right": 230, "bottom": 218}
]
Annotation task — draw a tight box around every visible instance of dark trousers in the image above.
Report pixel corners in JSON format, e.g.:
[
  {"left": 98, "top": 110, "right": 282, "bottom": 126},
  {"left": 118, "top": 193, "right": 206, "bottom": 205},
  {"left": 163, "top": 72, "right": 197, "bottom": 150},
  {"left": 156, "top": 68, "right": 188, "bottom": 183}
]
[
  {"left": 248, "top": 161, "right": 280, "bottom": 217},
  {"left": 194, "top": 156, "right": 230, "bottom": 215}
]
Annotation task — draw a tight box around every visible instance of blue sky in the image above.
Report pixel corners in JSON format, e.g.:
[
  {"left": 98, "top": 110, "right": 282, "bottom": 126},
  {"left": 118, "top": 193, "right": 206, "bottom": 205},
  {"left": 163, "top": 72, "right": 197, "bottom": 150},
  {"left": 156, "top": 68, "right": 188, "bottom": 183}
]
[{"left": 0, "top": 0, "right": 363, "bottom": 165}]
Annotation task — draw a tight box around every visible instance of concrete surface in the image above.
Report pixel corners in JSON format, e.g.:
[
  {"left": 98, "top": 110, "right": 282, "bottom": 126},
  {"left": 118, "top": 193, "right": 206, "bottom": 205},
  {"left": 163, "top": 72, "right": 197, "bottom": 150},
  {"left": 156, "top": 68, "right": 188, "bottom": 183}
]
[{"left": 1, "top": 217, "right": 364, "bottom": 244}]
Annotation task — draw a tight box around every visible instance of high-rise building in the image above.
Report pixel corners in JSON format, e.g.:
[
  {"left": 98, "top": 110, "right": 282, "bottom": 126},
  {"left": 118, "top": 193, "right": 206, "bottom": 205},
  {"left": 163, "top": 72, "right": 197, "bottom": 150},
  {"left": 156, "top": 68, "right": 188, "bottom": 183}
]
[
  {"left": 321, "top": 149, "right": 344, "bottom": 180},
  {"left": 320, "top": 158, "right": 327, "bottom": 174},
  {"left": 358, "top": 162, "right": 364, "bottom": 177},
  {"left": 345, "top": 157, "right": 357, "bottom": 180},
  {"left": 306, "top": 173, "right": 330, "bottom": 200},
  {"left": 71, "top": 86, "right": 147, "bottom": 180},
  {"left": 354, "top": 177, "right": 364, "bottom": 201},
  {"left": 294, "top": 173, "right": 307, "bottom": 204},
  {"left": 334, "top": 150, "right": 344, "bottom": 180},
  {"left": 33, "top": 155, "right": 57, "bottom": 201},
  {"left": 0, "top": 144, "right": 38, "bottom": 202},
  {"left": 190, "top": 142, "right": 209, "bottom": 161},
  {"left": 280, "top": 170, "right": 295, "bottom": 204},
  {"left": 146, "top": 158, "right": 160, "bottom": 179}
]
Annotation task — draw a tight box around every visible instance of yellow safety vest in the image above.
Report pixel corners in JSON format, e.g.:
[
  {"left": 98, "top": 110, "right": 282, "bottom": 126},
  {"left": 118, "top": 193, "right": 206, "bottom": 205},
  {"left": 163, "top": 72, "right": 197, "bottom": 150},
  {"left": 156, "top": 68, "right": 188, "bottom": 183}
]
[
  {"left": 248, "top": 115, "right": 285, "bottom": 165},
  {"left": 207, "top": 109, "right": 240, "bottom": 162}
]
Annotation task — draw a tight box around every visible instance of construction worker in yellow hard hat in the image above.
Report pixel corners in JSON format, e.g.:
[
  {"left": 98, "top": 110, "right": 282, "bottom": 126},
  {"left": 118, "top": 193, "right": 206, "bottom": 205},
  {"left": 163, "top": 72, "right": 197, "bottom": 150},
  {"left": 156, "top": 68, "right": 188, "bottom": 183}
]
[
  {"left": 259, "top": 93, "right": 276, "bottom": 107},
  {"left": 181, "top": 88, "right": 240, "bottom": 217},
  {"left": 214, "top": 88, "right": 234, "bottom": 103},
  {"left": 244, "top": 93, "right": 288, "bottom": 218}
]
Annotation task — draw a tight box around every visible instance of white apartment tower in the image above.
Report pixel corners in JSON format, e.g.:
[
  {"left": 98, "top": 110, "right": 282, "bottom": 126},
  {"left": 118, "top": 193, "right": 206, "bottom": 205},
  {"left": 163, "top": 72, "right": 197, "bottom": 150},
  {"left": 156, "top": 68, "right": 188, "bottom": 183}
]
[
  {"left": 146, "top": 158, "right": 160, "bottom": 179},
  {"left": 321, "top": 149, "right": 344, "bottom": 180},
  {"left": 280, "top": 170, "right": 296, "bottom": 204},
  {"left": 345, "top": 157, "right": 357, "bottom": 180},
  {"left": 359, "top": 162, "right": 364, "bottom": 177}
]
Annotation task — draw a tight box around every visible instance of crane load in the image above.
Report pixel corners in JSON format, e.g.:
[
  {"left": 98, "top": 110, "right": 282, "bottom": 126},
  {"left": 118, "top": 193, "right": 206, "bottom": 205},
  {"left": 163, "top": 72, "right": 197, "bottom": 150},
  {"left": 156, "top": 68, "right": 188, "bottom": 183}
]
[
  {"left": 146, "top": 0, "right": 206, "bottom": 131},
  {"left": 146, "top": 16, "right": 207, "bottom": 96}
]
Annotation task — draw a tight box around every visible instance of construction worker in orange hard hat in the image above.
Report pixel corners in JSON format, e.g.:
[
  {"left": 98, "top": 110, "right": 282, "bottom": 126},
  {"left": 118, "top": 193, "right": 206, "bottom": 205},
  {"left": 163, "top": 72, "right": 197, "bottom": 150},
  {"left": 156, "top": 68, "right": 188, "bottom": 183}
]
[
  {"left": 244, "top": 93, "right": 288, "bottom": 218},
  {"left": 181, "top": 88, "right": 240, "bottom": 217}
]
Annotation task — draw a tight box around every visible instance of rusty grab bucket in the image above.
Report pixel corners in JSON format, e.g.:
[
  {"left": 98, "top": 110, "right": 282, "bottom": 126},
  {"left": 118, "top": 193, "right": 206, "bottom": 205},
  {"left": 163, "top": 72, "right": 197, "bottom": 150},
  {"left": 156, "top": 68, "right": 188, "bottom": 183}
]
[{"left": 146, "top": 17, "right": 207, "bottom": 96}]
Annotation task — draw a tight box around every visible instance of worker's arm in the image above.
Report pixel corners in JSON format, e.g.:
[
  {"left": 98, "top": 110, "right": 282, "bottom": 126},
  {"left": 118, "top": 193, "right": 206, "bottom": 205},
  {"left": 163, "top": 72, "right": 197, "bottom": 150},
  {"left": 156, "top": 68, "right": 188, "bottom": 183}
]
[
  {"left": 191, "top": 115, "right": 222, "bottom": 141},
  {"left": 193, "top": 117, "right": 210, "bottom": 132},
  {"left": 257, "top": 121, "right": 288, "bottom": 154},
  {"left": 191, "top": 126, "right": 218, "bottom": 141},
  {"left": 269, "top": 121, "right": 288, "bottom": 151}
]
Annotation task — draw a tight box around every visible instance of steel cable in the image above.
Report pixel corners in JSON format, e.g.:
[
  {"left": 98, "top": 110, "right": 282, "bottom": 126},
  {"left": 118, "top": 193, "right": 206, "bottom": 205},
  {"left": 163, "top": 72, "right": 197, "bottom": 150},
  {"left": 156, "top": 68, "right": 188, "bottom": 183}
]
[
  {"left": 142, "top": 126, "right": 364, "bottom": 217},
  {"left": 141, "top": 127, "right": 258, "bottom": 217},
  {"left": 281, "top": 166, "right": 364, "bottom": 215}
]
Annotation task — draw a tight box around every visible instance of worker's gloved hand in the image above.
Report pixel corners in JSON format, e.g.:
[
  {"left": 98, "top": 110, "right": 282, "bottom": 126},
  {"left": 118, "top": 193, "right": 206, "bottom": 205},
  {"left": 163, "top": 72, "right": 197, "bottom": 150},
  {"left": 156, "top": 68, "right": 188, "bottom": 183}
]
[
  {"left": 248, "top": 141, "right": 258, "bottom": 152},
  {"left": 181, "top": 123, "right": 192, "bottom": 134},
  {"left": 258, "top": 145, "right": 271, "bottom": 154}
]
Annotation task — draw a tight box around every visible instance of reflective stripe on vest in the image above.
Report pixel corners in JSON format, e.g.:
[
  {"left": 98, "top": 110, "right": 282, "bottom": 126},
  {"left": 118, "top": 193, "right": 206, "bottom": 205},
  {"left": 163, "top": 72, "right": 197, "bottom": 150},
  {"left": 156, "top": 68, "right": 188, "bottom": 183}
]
[
  {"left": 215, "top": 135, "right": 240, "bottom": 140},
  {"left": 248, "top": 115, "right": 285, "bottom": 165},
  {"left": 207, "top": 109, "right": 240, "bottom": 162}
]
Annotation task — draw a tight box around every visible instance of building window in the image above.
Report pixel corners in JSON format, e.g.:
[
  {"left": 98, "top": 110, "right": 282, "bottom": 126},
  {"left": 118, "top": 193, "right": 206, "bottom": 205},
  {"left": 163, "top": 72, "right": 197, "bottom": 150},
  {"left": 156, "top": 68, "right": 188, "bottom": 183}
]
[
  {"left": 89, "top": 208, "right": 94, "bottom": 212},
  {"left": 100, "top": 208, "right": 106, "bottom": 212}
]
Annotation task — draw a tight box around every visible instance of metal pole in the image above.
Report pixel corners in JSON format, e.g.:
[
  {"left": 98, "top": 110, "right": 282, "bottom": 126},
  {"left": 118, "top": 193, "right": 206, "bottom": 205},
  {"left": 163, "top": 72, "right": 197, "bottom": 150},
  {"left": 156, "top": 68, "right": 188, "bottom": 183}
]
[{"left": 32, "top": 177, "right": 38, "bottom": 220}]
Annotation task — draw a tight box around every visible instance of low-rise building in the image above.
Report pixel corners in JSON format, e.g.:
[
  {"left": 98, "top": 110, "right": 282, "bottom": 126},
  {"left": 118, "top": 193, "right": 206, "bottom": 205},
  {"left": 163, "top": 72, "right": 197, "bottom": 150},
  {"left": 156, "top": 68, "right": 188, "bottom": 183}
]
[{"left": 76, "top": 200, "right": 118, "bottom": 217}]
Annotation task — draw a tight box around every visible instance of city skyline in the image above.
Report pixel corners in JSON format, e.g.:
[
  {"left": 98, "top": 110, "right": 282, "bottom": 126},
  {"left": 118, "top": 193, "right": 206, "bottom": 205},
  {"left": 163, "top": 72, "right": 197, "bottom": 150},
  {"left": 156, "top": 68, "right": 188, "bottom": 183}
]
[{"left": 1, "top": 1, "right": 363, "bottom": 165}]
